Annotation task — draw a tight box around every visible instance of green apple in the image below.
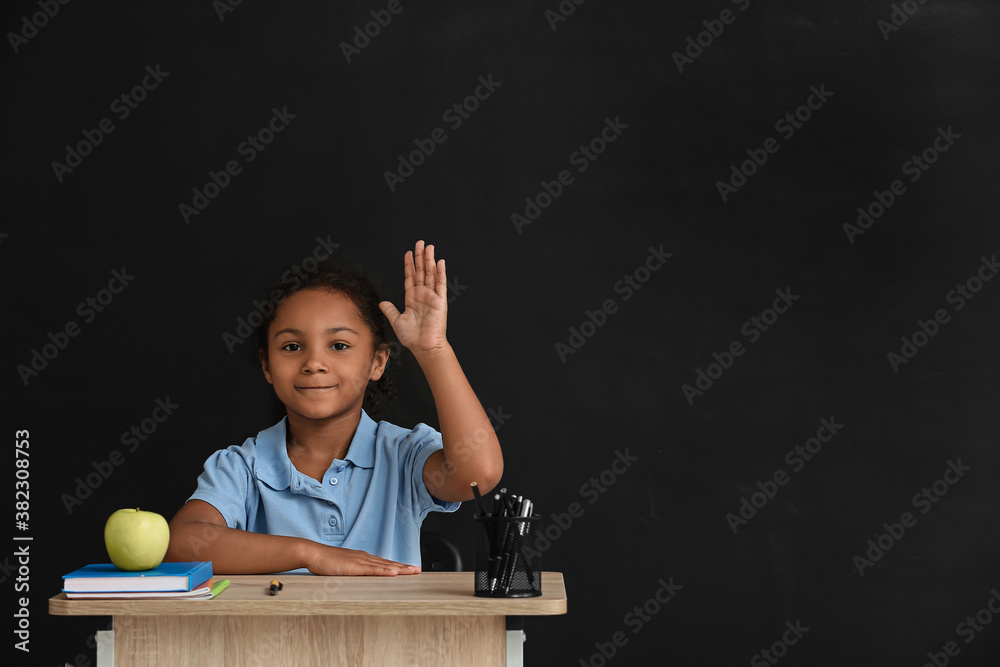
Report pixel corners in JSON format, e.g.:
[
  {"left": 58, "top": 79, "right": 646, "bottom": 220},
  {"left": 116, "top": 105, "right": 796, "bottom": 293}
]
[{"left": 104, "top": 508, "right": 170, "bottom": 571}]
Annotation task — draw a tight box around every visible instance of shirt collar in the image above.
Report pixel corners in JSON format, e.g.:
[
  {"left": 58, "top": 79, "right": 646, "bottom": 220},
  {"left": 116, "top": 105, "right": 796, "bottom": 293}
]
[
  {"left": 254, "top": 411, "right": 378, "bottom": 488},
  {"left": 254, "top": 418, "right": 292, "bottom": 490},
  {"left": 343, "top": 410, "right": 377, "bottom": 469}
]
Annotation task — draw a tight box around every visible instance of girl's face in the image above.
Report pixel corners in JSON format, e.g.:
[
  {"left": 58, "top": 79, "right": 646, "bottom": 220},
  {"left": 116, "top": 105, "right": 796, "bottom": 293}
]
[{"left": 259, "top": 288, "right": 388, "bottom": 424}]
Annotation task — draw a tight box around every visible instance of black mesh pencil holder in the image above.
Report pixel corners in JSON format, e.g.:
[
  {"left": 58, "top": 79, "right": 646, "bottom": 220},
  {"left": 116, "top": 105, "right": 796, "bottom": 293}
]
[{"left": 474, "top": 515, "right": 542, "bottom": 598}]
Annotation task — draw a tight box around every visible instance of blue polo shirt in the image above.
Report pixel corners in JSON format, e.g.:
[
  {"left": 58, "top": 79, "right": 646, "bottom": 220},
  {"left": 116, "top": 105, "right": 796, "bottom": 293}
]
[{"left": 187, "top": 410, "right": 460, "bottom": 569}]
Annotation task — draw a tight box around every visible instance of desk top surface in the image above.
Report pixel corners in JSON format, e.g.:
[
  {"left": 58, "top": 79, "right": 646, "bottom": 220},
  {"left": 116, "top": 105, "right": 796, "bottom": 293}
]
[{"left": 49, "top": 571, "right": 567, "bottom": 617}]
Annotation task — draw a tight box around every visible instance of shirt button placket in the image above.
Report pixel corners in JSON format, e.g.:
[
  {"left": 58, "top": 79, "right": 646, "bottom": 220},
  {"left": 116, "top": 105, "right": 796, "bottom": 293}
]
[{"left": 326, "top": 471, "right": 343, "bottom": 534}]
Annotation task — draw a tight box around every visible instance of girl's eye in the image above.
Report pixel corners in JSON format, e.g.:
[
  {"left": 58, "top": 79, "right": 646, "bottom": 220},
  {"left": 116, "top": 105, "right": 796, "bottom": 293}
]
[
  {"left": 332, "top": 343, "right": 349, "bottom": 351},
  {"left": 281, "top": 343, "right": 301, "bottom": 352}
]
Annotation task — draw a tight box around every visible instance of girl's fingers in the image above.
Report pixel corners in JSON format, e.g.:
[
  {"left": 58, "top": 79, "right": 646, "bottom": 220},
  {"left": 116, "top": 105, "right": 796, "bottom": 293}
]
[
  {"left": 379, "top": 558, "right": 417, "bottom": 572},
  {"left": 423, "top": 243, "right": 436, "bottom": 290},
  {"left": 402, "top": 250, "right": 415, "bottom": 292},
  {"left": 435, "top": 258, "right": 447, "bottom": 301},
  {"left": 413, "top": 240, "right": 426, "bottom": 285},
  {"left": 359, "top": 557, "right": 416, "bottom": 576},
  {"left": 424, "top": 244, "right": 445, "bottom": 295},
  {"left": 403, "top": 241, "right": 445, "bottom": 299},
  {"left": 379, "top": 301, "right": 400, "bottom": 323},
  {"left": 373, "top": 555, "right": 412, "bottom": 568}
]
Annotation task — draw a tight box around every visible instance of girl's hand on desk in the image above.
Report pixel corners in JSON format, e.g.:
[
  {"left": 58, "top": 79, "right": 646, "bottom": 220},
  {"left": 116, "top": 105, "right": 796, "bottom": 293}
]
[
  {"left": 379, "top": 240, "right": 449, "bottom": 357},
  {"left": 305, "top": 544, "right": 421, "bottom": 576}
]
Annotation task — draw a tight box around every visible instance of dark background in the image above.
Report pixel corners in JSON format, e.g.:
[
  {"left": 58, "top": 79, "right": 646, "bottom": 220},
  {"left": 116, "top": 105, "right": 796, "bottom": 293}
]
[{"left": 5, "top": 0, "right": 1000, "bottom": 665}]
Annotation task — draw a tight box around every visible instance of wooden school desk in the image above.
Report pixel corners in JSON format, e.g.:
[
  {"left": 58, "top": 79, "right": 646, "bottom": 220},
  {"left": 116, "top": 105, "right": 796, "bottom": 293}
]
[{"left": 49, "top": 571, "right": 567, "bottom": 667}]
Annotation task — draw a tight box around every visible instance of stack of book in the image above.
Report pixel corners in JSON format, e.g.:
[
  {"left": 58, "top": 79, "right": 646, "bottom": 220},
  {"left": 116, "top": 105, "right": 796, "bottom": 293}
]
[{"left": 62, "top": 561, "right": 216, "bottom": 599}]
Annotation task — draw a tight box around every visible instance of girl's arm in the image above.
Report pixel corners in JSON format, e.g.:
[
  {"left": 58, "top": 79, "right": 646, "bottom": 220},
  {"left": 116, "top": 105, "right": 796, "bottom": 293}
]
[
  {"left": 165, "top": 499, "right": 420, "bottom": 575},
  {"left": 379, "top": 241, "right": 504, "bottom": 503},
  {"left": 413, "top": 343, "right": 504, "bottom": 502}
]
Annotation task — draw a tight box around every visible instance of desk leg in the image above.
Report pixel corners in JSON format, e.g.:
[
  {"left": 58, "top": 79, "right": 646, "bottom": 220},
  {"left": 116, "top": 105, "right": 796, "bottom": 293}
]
[
  {"left": 96, "top": 627, "right": 114, "bottom": 667},
  {"left": 505, "top": 616, "right": 524, "bottom": 667}
]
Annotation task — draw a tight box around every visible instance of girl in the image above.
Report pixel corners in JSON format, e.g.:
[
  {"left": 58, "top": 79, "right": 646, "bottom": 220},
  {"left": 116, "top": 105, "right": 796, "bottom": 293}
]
[{"left": 165, "top": 240, "right": 503, "bottom": 575}]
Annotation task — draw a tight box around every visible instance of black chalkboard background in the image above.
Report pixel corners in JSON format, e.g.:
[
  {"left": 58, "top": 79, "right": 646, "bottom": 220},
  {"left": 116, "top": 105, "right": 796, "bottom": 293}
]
[{"left": 5, "top": 1, "right": 1000, "bottom": 665}]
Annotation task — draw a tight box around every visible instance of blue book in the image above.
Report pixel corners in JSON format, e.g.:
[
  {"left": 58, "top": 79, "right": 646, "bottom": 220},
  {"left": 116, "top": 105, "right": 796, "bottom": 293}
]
[{"left": 62, "top": 561, "right": 213, "bottom": 593}]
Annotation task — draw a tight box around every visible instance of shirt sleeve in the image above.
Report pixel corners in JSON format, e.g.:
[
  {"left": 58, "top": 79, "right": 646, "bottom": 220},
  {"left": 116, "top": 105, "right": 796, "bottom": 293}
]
[
  {"left": 187, "top": 446, "right": 255, "bottom": 530},
  {"left": 398, "top": 424, "right": 461, "bottom": 521}
]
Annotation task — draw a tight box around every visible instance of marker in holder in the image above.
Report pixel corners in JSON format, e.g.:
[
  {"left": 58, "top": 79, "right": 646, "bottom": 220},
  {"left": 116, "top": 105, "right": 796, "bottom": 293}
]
[{"left": 474, "top": 514, "right": 542, "bottom": 598}]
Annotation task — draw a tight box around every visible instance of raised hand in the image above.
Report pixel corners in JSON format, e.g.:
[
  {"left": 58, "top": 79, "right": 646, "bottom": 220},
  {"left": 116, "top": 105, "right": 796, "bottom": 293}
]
[{"left": 379, "top": 240, "right": 449, "bottom": 356}]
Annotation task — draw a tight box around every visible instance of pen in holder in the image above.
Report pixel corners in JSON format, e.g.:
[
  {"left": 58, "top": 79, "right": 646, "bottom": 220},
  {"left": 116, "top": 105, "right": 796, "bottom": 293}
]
[{"left": 474, "top": 514, "right": 542, "bottom": 598}]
